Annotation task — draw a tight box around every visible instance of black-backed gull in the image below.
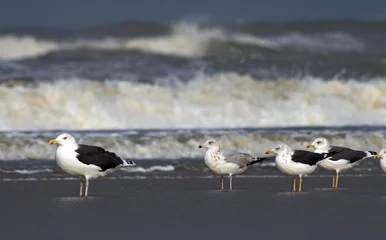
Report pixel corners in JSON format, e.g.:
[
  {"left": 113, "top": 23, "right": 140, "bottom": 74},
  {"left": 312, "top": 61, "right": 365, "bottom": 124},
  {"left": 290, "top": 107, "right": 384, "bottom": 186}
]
[
  {"left": 265, "top": 143, "right": 337, "bottom": 192},
  {"left": 49, "top": 133, "right": 135, "bottom": 196},
  {"left": 306, "top": 137, "right": 377, "bottom": 188}
]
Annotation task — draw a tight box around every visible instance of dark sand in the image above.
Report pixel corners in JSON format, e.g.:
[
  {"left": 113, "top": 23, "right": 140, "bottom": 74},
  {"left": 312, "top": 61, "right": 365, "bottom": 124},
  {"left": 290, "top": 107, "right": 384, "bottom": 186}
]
[{"left": 1, "top": 176, "right": 385, "bottom": 240}]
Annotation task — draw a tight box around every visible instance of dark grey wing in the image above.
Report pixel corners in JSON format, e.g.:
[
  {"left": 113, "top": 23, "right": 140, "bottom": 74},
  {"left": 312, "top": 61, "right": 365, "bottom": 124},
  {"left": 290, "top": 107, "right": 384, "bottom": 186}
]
[
  {"left": 329, "top": 146, "right": 347, "bottom": 153},
  {"left": 328, "top": 146, "right": 368, "bottom": 163},
  {"left": 76, "top": 144, "right": 124, "bottom": 171},
  {"left": 291, "top": 150, "right": 335, "bottom": 166},
  {"left": 220, "top": 149, "right": 255, "bottom": 168}
]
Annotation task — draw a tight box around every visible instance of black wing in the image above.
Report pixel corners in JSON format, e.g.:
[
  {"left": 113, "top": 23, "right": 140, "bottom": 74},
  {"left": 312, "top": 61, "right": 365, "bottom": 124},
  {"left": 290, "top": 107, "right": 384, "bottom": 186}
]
[
  {"left": 328, "top": 146, "right": 369, "bottom": 163},
  {"left": 291, "top": 150, "right": 337, "bottom": 166},
  {"left": 75, "top": 144, "right": 124, "bottom": 171}
]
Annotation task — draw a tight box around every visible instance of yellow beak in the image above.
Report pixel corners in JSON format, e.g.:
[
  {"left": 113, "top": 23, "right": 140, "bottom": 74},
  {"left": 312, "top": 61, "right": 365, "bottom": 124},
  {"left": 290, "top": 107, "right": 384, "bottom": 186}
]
[
  {"left": 374, "top": 154, "right": 382, "bottom": 159},
  {"left": 265, "top": 150, "right": 273, "bottom": 154},
  {"left": 305, "top": 144, "right": 313, "bottom": 148},
  {"left": 49, "top": 139, "right": 59, "bottom": 145}
]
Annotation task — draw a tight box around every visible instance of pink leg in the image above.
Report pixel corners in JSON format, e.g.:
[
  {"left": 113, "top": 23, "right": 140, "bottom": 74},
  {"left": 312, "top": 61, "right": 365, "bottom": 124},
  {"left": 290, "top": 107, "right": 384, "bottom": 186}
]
[
  {"left": 79, "top": 179, "right": 84, "bottom": 196},
  {"left": 221, "top": 176, "right": 224, "bottom": 190},
  {"left": 85, "top": 178, "right": 89, "bottom": 197}
]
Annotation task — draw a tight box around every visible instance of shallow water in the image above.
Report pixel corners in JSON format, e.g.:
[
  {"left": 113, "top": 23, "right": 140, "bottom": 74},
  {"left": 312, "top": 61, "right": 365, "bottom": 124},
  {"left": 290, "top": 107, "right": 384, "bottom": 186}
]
[{"left": 0, "top": 127, "right": 384, "bottom": 180}]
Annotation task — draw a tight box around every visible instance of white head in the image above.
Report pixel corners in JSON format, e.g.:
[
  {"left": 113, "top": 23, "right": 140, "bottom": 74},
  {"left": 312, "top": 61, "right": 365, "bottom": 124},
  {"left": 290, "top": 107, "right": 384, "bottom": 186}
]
[
  {"left": 306, "top": 137, "right": 330, "bottom": 151},
  {"left": 374, "top": 149, "right": 386, "bottom": 160},
  {"left": 49, "top": 133, "right": 77, "bottom": 146},
  {"left": 265, "top": 143, "right": 293, "bottom": 156},
  {"left": 198, "top": 139, "right": 220, "bottom": 151}
]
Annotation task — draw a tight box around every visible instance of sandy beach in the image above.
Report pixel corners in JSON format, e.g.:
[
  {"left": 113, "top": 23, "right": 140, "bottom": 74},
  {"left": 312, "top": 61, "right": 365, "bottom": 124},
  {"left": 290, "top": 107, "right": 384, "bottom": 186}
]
[{"left": 1, "top": 176, "right": 385, "bottom": 240}]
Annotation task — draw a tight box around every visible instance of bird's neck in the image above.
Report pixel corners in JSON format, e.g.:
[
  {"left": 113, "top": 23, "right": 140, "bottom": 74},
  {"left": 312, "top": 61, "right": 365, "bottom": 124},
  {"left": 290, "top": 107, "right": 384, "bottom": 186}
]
[
  {"left": 58, "top": 143, "right": 78, "bottom": 151},
  {"left": 208, "top": 147, "right": 220, "bottom": 153},
  {"left": 314, "top": 147, "right": 329, "bottom": 153},
  {"left": 280, "top": 149, "right": 293, "bottom": 157}
]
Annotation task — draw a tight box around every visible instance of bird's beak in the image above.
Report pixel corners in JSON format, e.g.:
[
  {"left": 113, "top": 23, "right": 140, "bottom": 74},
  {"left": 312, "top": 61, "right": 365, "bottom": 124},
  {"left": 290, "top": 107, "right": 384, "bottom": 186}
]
[
  {"left": 265, "top": 149, "right": 273, "bottom": 154},
  {"left": 374, "top": 154, "right": 382, "bottom": 159},
  {"left": 198, "top": 145, "right": 202, "bottom": 148},
  {"left": 305, "top": 144, "right": 313, "bottom": 148},
  {"left": 49, "top": 139, "right": 59, "bottom": 145}
]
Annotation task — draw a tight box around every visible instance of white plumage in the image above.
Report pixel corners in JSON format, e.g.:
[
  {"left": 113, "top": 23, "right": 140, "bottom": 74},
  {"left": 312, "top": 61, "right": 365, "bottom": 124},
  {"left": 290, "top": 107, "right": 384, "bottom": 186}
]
[
  {"left": 306, "top": 137, "right": 377, "bottom": 188},
  {"left": 49, "top": 133, "right": 135, "bottom": 196},
  {"left": 265, "top": 143, "right": 334, "bottom": 192},
  {"left": 374, "top": 149, "right": 386, "bottom": 173},
  {"left": 199, "top": 139, "right": 267, "bottom": 190}
]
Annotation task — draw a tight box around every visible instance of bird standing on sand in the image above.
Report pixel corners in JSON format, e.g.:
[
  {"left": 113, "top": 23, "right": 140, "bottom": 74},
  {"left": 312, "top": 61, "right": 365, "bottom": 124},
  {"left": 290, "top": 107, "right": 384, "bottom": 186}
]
[
  {"left": 374, "top": 149, "right": 386, "bottom": 173},
  {"left": 49, "top": 133, "right": 135, "bottom": 196},
  {"left": 306, "top": 137, "right": 377, "bottom": 188},
  {"left": 198, "top": 139, "right": 267, "bottom": 190},
  {"left": 265, "top": 144, "right": 337, "bottom": 192}
]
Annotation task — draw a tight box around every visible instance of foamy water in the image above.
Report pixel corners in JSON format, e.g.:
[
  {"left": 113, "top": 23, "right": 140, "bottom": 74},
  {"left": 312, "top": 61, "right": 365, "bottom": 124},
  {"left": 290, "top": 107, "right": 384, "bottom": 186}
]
[
  {"left": 1, "top": 73, "right": 386, "bottom": 131},
  {"left": 0, "top": 22, "right": 366, "bottom": 60},
  {"left": 0, "top": 128, "right": 384, "bottom": 160}
]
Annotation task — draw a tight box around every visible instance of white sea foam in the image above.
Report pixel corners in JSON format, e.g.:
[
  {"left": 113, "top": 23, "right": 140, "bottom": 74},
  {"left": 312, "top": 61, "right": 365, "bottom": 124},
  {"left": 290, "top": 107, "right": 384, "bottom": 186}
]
[
  {"left": 0, "top": 23, "right": 365, "bottom": 60},
  {"left": 121, "top": 165, "right": 175, "bottom": 173},
  {"left": 1, "top": 73, "right": 386, "bottom": 131},
  {"left": 123, "top": 22, "right": 224, "bottom": 57},
  {"left": 0, "top": 129, "right": 384, "bottom": 161},
  {"left": 13, "top": 169, "right": 53, "bottom": 174},
  {"left": 0, "top": 35, "right": 58, "bottom": 60}
]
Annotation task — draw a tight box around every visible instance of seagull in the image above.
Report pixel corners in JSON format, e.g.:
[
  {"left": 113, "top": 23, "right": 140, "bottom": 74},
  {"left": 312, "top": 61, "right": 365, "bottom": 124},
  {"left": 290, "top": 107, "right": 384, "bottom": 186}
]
[
  {"left": 198, "top": 139, "right": 268, "bottom": 190},
  {"left": 374, "top": 149, "right": 386, "bottom": 173},
  {"left": 265, "top": 143, "right": 337, "bottom": 192},
  {"left": 49, "top": 133, "right": 135, "bottom": 196},
  {"left": 306, "top": 137, "right": 377, "bottom": 188}
]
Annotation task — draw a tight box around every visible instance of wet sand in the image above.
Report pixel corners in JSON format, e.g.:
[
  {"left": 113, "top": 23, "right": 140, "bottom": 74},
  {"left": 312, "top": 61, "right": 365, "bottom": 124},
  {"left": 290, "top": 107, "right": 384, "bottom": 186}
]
[{"left": 1, "top": 176, "right": 385, "bottom": 240}]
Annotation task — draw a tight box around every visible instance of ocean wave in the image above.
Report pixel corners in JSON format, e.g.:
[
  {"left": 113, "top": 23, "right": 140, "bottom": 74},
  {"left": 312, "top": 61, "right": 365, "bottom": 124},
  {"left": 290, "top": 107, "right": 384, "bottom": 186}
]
[
  {"left": 0, "top": 166, "right": 173, "bottom": 174},
  {"left": 1, "top": 73, "right": 386, "bottom": 131},
  {"left": 0, "top": 127, "right": 384, "bottom": 161},
  {"left": 2, "top": 169, "right": 54, "bottom": 174},
  {"left": 0, "top": 75, "right": 381, "bottom": 128},
  {"left": 0, "top": 35, "right": 58, "bottom": 60},
  {"left": 264, "top": 32, "right": 365, "bottom": 52},
  {"left": 0, "top": 22, "right": 367, "bottom": 60},
  {"left": 121, "top": 165, "right": 175, "bottom": 173}
]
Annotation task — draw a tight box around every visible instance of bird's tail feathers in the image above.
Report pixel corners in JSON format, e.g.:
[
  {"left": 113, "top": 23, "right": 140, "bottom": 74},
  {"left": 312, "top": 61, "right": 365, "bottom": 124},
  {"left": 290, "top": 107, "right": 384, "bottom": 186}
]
[
  {"left": 121, "top": 158, "right": 136, "bottom": 167},
  {"left": 366, "top": 151, "right": 377, "bottom": 157},
  {"left": 248, "top": 157, "right": 268, "bottom": 165}
]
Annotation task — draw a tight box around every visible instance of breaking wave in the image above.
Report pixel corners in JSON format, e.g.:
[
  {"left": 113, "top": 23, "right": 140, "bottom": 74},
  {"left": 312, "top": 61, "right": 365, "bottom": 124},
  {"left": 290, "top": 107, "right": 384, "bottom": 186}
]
[
  {"left": 1, "top": 73, "right": 386, "bottom": 131},
  {"left": 0, "top": 128, "right": 383, "bottom": 160},
  {"left": 0, "top": 22, "right": 366, "bottom": 60}
]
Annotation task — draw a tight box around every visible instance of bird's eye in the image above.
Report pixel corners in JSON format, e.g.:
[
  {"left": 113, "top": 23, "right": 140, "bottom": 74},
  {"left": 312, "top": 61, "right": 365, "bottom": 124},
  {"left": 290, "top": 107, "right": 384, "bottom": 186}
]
[
  {"left": 208, "top": 141, "right": 213, "bottom": 144},
  {"left": 63, "top": 137, "right": 68, "bottom": 140},
  {"left": 275, "top": 147, "right": 280, "bottom": 150},
  {"left": 316, "top": 141, "right": 321, "bottom": 144}
]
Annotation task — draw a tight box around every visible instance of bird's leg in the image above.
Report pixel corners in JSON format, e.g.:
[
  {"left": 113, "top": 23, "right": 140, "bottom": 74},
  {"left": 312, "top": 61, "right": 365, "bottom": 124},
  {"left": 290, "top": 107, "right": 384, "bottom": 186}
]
[
  {"left": 335, "top": 171, "right": 340, "bottom": 188},
  {"left": 229, "top": 174, "right": 233, "bottom": 190},
  {"left": 293, "top": 176, "right": 297, "bottom": 192},
  {"left": 332, "top": 174, "right": 336, "bottom": 188},
  {"left": 84, "top": 178, "right": 89, "bottom": 197},
  {"left": 298, "top": 175, "right": 303, "bottom": 192},
  {"left": 221, "top": 175, "right": 224, "bottom": 190},
  {"left": 79, "top": 178, "right": 84, "bottom": 197}
]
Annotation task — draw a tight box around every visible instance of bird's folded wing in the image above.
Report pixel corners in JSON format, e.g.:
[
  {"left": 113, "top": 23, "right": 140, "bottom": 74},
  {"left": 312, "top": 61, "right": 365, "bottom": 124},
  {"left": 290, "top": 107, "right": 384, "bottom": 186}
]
[
  {"left": 329, "top": 146, "right": 367, "bottom": 163},
  {"left": 75, "top": 144, "right": 123, "bottom": 171},
  {"left": 220, "top": 149, "right": 253, "bottom": 167}
]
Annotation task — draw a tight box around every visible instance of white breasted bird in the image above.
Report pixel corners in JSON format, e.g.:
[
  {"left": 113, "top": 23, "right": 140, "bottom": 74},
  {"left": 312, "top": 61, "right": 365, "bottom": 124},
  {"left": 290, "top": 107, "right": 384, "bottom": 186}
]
[
  {"left": 198, "top": 139, "right": 267, "bottom": 190},
  {"left": 306, "top": 137, "right": 377, "bottom": 188},
  {"left": 49, "top": 133, "right": 135, "bottom": 196},
  {"left": 373, "top": 149, "right": 386, "bottom": 173},
  {"left": 265, "top": 143, "right": 337, "bottom": 192}
]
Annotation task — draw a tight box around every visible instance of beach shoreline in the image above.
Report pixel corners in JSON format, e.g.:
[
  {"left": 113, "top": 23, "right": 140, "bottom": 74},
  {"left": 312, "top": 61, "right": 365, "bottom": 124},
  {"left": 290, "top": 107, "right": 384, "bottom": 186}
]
[{"left": 1, "top": 176, "right": 385, "bottom": 239}]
